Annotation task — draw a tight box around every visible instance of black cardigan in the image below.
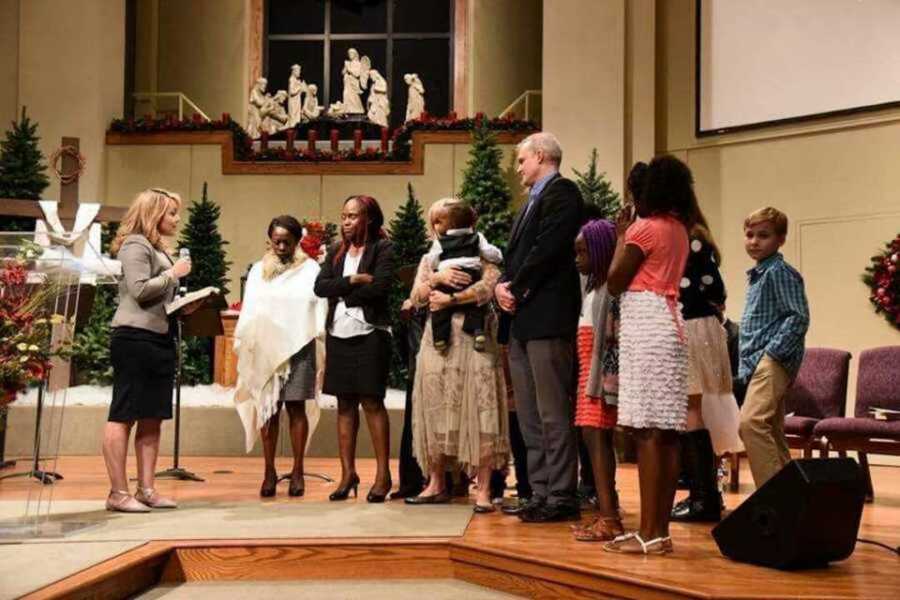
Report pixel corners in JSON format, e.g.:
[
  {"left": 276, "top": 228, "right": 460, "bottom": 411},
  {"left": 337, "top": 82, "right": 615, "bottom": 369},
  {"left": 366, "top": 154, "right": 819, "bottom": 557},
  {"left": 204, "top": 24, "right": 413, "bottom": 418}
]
[{"left": 314, "top": 238, "right": 395, "bottom": 331}]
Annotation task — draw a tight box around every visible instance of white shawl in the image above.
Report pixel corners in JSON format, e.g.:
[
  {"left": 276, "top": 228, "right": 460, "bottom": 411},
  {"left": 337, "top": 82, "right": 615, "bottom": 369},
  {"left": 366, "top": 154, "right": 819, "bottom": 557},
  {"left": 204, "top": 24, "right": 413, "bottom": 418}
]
[{"left": 233, "top": 256, "right": 327, "bottom": 452}]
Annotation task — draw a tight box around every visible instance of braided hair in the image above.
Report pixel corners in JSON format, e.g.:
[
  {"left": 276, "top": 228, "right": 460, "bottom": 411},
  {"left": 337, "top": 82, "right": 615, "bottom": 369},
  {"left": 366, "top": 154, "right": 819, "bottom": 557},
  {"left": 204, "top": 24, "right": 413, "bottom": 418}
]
[{"left": 580, "top": 218, "right": 617, "bottom": 290}]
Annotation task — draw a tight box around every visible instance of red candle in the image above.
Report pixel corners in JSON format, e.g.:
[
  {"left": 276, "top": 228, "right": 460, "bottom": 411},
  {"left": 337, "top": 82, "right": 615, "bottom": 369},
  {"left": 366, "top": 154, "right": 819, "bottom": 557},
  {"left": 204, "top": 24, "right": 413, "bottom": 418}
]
[
  {"left": 259, "top": 131, "right": 269, "bottom": 151},
  {"left": 285, "top": 129, "right": 296, "bottom": 152},
  {"left": 353, "top": 129, "right": 363, "bottom": 153},
  {"left": 222, "top": 112, "right": 230, "bottom": 123},
  {"left": 380, "top": 127, "right": 389, "bottom": 154},
  {"left": 330, "top": 129, "right": 340, "bottom": 152},
  {"left": 308, "top": 129, "right": 318, "bottom": 152},
  {"left": 448, "top": 111, "right": 457, "bottom": 121}
]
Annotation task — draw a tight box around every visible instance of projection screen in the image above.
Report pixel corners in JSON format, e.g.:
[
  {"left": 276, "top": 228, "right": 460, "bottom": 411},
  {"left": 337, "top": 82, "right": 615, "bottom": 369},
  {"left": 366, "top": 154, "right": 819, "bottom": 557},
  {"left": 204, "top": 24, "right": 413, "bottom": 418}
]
[{"left": 696, "top": 0, "right": 900, "bottom": 135}]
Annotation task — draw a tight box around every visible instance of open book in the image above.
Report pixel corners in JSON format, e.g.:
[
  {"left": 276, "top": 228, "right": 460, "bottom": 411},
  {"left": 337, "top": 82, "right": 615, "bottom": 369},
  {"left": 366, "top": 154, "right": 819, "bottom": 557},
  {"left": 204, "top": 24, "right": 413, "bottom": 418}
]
[
  {"left": 165, "top": 286, "right": 220, "bottom": 316},
  {"left": 869, "top": 407, "right": 900, "bottom": 422}
]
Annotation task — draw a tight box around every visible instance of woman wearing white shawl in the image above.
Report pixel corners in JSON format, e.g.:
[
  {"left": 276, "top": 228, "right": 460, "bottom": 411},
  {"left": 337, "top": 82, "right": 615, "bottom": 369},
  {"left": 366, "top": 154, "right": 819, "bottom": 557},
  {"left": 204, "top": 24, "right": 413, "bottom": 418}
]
[{"left": 233, "top": 216, "right": 327, "bottom": 498}]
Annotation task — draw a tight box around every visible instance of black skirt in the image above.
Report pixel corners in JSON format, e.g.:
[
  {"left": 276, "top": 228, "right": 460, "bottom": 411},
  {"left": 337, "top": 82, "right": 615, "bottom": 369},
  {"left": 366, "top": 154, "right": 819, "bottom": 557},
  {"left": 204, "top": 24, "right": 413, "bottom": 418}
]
[
  {"left": 323, "top": 330, "right": 391, "bottom": 399},
  {"left": 108, "top": 326, "right": 176, "bottom": 422}
]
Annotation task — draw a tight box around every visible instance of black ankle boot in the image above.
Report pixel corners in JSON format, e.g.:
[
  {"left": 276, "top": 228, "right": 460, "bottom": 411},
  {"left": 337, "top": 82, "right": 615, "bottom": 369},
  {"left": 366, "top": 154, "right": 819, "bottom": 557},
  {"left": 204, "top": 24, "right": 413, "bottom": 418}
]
[{"left": 671, "top": 429, "right": 722, "bottom": 522}]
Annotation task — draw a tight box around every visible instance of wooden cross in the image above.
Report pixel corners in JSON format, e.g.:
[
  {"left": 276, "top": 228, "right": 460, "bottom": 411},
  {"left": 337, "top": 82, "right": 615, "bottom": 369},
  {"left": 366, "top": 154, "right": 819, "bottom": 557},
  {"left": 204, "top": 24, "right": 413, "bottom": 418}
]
[
  {"left": 0, "top": 137, "right": 127, "bottom": 390},
  {"left": 0, "top": 137, "right": 127, "bottom": 228}
]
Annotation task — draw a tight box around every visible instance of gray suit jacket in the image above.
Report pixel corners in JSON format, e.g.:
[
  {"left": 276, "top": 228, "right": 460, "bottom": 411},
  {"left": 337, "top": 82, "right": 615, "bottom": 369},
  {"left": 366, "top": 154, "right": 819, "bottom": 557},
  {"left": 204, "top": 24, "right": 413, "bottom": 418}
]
[{"left": 111, "top": 234, "right": 177, "bottom": 335}]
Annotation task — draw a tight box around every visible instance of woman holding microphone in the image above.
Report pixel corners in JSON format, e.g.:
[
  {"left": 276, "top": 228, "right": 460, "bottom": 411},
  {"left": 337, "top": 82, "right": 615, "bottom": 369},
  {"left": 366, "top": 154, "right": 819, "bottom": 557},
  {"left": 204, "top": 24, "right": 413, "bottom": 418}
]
[{"left": 102, "top": 188, "right": 191, "bottom": 513}]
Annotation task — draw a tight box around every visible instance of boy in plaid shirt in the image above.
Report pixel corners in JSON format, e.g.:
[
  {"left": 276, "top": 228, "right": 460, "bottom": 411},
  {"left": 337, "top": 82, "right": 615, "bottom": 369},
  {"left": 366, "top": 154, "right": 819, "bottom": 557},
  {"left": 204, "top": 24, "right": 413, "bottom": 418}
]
[{"left": 738, "top": 207, "right": 810, "bottom": 487}]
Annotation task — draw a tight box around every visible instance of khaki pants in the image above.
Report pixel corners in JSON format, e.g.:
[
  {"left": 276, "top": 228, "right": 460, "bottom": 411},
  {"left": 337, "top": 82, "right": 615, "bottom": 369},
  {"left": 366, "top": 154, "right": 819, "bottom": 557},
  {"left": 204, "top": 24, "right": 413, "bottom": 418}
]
[{"left": 739, "top": 355, "right": 792, "bottom": 487}]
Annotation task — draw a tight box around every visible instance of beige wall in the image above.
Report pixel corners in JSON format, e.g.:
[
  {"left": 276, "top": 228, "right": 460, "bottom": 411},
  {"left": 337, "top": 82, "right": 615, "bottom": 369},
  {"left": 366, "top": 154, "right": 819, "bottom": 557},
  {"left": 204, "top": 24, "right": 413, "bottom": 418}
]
[
  {"left": 542, "top": 0, "right": 626, "bottom": 192},
  {"left": 155, "top": 0, "right": 247, "bottom": 121},
  {"left": 657, "top": 0, "right": 900, "bottom": 423},
  {"left": 15, "top": 0, "right": 124, "bottom": 202},
  {"left": 105, "top": 140, "right": 524, "bottom": 302},
  {"left": 0, "top": 0, "right": 19, "bottom": 127},
  {"left": 469, "top": 0, "right": 542, "bottom": 117}
]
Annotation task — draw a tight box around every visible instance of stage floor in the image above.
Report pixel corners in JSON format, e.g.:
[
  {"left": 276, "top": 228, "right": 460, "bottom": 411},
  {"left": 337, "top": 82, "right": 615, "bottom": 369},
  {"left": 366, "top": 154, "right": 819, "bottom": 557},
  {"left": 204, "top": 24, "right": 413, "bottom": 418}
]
[{"left": 1, "top": 456, "right": 899, "bottom": 599}]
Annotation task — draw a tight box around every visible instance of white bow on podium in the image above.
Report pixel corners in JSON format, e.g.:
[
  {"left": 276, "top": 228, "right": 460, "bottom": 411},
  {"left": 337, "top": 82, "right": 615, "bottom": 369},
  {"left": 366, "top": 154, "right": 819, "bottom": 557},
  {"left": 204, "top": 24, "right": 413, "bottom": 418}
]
[{"left": 33, "top": 200, "right": 121, "bottom": 283}]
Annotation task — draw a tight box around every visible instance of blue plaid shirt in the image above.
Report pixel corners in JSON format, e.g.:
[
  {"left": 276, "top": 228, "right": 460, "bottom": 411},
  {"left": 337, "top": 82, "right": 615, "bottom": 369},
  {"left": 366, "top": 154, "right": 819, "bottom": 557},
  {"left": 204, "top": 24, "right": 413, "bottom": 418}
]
[{"left": 738, "top": 253, "right": 810, "bottom": 384}]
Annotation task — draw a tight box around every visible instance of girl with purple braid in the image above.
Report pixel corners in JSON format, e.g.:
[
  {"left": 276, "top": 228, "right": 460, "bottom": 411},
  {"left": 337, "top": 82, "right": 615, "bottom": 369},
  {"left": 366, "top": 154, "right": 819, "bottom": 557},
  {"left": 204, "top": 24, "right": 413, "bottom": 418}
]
[{"left": 570, "top": 218, "right": 623, "bottom": 542}]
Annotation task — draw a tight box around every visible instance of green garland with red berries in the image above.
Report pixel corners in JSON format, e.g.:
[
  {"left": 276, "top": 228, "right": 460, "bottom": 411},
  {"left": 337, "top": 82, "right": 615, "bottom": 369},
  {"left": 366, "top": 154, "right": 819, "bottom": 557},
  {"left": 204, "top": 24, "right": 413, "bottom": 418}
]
[
  {"left": 862, "top": 232, "right": 900, "bottom": 330},
  {"left": 108, "top": 113, "right": 536, "bottom": 164}
]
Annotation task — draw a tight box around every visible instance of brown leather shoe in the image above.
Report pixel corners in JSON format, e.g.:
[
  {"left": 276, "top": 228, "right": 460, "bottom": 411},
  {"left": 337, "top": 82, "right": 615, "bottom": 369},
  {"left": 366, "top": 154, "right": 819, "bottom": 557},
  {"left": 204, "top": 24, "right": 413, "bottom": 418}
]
[
  {"left": 135, "top": 487, "right": 177, "bottom": 509},
  {"left": 106, "top": 490, "right": 151, "bottom": 513}
]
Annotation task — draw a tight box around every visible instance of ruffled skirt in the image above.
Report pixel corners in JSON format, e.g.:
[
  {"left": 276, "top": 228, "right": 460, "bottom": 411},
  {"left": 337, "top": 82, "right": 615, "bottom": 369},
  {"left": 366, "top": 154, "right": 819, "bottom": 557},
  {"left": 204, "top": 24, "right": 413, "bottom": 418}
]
[
  {"left": 618, "top": 291, "right": 688, "bottom": 431},
  {"left": 574, "top": 326, "right": 617, "bottom": 429}
]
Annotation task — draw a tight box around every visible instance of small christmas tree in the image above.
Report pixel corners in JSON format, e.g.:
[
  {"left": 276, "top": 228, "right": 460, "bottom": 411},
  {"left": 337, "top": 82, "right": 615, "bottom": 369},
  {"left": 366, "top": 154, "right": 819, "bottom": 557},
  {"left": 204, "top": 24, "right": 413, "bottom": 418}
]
[
  {"left": 177, "top": 182, "right": 231, "bottom": 384},
  {"left": 387, "top": 183, "right": 429, "bottom": 387},
  {"left": 459, "top": 120, "right": 514, "bottom": 252},
  {"left": 178, "top": 182, "right": 231, "bottom": 295},
  {"left": 0, "top": 107, "right": 49, "bottom": 232},
  {"left": 573, "top": 148, "right": 621, "bottom": 220}
]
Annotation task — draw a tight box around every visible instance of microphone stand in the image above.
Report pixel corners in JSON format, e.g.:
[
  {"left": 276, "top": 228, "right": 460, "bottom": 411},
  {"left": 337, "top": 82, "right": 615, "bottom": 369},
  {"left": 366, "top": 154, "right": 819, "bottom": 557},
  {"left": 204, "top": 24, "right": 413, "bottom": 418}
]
[{"left": 156, "top": 285, "right": 204, "bottom": 482}]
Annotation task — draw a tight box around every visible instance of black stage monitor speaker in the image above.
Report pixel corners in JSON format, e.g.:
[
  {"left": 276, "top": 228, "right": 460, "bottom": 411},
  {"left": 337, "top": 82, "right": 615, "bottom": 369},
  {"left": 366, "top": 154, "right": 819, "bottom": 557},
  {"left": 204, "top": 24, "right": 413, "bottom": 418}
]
[{"left": 712, "top": 458, "right": 865, "bottom": 570}]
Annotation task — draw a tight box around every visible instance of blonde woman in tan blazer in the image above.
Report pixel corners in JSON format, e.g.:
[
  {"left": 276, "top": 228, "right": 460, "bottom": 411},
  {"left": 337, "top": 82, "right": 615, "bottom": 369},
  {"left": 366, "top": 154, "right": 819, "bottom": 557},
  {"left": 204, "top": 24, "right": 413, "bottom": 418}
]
[{"left": 103, "top": 188, "right": 191, "bottom": 513}]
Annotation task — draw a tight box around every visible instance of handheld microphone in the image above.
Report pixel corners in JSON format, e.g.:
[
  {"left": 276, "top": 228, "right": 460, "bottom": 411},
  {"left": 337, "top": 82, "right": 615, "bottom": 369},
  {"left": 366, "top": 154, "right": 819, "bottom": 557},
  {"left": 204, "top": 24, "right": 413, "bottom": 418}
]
[{"left": 178, "top": 248, "right": 190, "bottom": 296}]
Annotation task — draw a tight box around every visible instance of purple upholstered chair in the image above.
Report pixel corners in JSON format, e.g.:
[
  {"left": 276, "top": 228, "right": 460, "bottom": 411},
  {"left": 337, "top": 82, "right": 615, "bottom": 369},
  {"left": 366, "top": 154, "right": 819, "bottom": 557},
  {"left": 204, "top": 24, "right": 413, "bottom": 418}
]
[
  {"left": 784, "top": 348, "right": 852, "bottom": 457},
  {"left": 814, "top": 346, "right": 900, "bottom": 502}
]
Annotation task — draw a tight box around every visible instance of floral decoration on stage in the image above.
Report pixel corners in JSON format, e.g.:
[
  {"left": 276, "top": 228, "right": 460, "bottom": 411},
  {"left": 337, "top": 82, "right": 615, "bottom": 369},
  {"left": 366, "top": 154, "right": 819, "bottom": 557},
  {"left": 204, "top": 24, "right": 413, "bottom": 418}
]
[
  {"left": 863, "top": 232, "right": 900, "bottom": 331},
  {"left": 0, "top": 257, "right": 58, "bottom": 405},
  {"left": 108, "top": 113, "right": 537, "bottom": 164}
]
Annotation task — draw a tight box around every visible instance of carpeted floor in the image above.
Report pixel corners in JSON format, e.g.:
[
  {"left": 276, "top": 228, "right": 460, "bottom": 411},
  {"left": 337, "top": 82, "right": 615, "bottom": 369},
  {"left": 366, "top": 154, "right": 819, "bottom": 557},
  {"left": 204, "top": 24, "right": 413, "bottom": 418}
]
[
  {"left": 0, "top": 500, "right": 473, "bottom": 598},
  {"left": 136, "top": 579, "right": 519, "bottom": 599},
  {"left": 0, "top": 540, "right": 145, "bottom": 600},
  {"left": 0, "top": 500, "right": 473, "bottom": 543}
]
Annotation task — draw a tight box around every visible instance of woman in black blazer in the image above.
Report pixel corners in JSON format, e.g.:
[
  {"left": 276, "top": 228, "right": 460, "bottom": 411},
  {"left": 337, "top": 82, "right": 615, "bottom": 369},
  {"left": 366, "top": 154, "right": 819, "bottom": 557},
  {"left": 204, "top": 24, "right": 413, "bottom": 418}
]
[{"left": 314, "top": 195, "right": 395, "bottom": 502}]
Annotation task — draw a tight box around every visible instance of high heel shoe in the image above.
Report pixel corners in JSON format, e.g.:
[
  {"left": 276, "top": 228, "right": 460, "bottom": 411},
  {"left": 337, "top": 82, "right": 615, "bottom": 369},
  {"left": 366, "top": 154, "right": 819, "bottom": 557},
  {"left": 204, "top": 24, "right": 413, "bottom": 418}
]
[
  {"left": 260, "top": 472, "right": 278, "bottom": 498},
  {"left": 329, "top": 474, "right": 360, "bottom": 501},
  {"left": 289, "top": 473, "right": 305, "bottom": 497},
  {"left": 366, "top": 477, "right": 392, "bottom": 503}
]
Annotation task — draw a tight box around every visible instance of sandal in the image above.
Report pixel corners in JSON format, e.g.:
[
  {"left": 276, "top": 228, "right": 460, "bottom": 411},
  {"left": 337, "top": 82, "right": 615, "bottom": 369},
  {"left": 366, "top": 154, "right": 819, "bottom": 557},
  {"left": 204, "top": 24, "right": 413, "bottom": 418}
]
[
  {"left": 572, "top": 516, "right": 624, "bottom": 542},
  {"left": 135, "top": 487, "right": 177, "bottom": 509},
  {"left": 603, "top": 532, "right": 673, "bottom": 555},
  {"left": 106, "top": 490, "right": 151, "bottom": 513}
]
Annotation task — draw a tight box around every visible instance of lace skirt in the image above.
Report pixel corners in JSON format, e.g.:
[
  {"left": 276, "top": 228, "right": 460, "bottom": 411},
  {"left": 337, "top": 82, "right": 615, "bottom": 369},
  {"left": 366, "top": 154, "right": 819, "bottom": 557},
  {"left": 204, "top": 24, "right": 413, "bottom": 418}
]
[
  {"left": 618, "top": 291, "right": 688, "bottom": 431},
  {"left": 412, "top": 311, "right": 509, "bottom": 474}
]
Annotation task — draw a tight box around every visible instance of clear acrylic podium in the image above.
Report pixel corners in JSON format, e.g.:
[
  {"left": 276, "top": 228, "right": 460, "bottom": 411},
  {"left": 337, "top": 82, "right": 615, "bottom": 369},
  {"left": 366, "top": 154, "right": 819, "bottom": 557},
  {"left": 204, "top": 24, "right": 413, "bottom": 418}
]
[{"left": 0, "top": 230, "right": 118, "bottom": 538}]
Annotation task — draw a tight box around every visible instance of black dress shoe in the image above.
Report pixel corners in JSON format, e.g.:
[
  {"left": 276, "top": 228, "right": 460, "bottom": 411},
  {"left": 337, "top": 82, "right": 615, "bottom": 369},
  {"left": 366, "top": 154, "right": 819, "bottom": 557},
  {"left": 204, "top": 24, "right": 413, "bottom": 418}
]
[
  {"left": 404, "top": 491, "right": 451, "bottom": 505},
  {"left": 670, "top": 494, "right": 722, "bottom": 522},
  {"left": 501, "top": 496, "right": 540, "bottom": 515},
  {"left": 519, "top": 502, "right": 581, "bottom": 523},
  {"left": 389, "top": 485, "right": 424, "bottom": 501},
  {"left": 473, "top": 503, "right": 496, "bottom": 514}
]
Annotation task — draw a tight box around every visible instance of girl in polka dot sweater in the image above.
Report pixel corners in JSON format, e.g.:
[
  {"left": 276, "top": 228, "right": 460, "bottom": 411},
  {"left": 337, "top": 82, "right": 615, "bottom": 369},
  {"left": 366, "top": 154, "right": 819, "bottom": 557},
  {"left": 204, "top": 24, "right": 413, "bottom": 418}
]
[{"left": 671, "top": 210, "right": 743, "bottom": 523}]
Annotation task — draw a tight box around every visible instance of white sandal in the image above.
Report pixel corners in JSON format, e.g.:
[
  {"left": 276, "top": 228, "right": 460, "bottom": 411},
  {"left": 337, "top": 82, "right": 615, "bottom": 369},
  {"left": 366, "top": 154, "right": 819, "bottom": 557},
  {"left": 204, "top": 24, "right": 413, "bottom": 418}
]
[{"left": 603, "top": 531, "right": 673, "bottom": 555}]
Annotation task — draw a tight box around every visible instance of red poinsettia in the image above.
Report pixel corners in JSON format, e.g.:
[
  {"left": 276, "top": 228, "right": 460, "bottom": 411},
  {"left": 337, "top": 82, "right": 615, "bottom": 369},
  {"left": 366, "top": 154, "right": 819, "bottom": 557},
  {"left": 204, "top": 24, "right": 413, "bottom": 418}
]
[{"left": 1, "top": 260, "right": 56, "bottom": 405}]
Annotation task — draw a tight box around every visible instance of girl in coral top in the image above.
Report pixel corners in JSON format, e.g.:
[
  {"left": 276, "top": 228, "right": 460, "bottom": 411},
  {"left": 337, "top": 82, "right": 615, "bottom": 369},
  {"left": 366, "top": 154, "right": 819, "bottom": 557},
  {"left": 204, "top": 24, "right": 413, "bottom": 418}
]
[{"left": 604, "top": 157, "right": 695, "bottom": 555}]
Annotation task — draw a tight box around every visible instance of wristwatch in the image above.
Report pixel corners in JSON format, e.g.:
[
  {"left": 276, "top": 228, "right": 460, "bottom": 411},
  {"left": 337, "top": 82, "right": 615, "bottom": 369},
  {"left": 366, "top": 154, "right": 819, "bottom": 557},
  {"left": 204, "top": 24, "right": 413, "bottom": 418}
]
[{"left": 449, "top": 292, "right": 458, "bottom": 304}]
